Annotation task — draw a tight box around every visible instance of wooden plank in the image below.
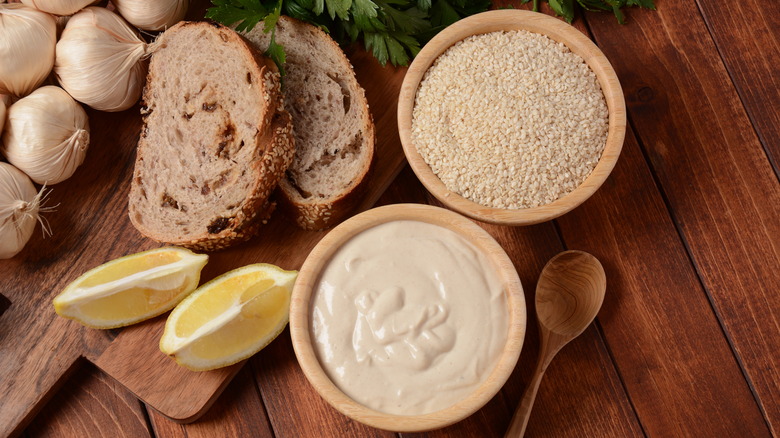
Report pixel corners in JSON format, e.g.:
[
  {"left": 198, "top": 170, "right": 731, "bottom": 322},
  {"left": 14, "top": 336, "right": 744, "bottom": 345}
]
[
  {"left": 148, "top": 366, "right": 274, "bottom": 438},
  {"left": 521, "top": 325, "right": 642, "bottom": 437},
  {"left": 92, "top": 318, "right": 242, "bottom": 423},
  {"left": 401, "top": 397, "right": 512, "bottom": 438},
  {"left": 251, "top": 330, "right": 396, "bottom": 438},
  {"left": 556, "top": 126, "right": 770, "bottom": 435},
  {"left": 460, "top": 217, "right": 643, "bottom": 437},
  {"left": 25, "top": 363, "right": 151, "bottom": 438},
  {"left": 0, "top": 107, "right": 150, "bottom": 438},
  {"left": 585, "top": 3, "right": 780, "bottom": 434},
  {"left": 695, "top": 0, "right": 780, "bottom": 173}
]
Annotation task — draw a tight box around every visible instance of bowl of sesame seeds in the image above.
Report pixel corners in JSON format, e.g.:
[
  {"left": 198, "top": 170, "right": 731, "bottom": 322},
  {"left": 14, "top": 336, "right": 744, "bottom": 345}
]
[{"left": 398, "top": 9, "right": 626, "bottom": 226}]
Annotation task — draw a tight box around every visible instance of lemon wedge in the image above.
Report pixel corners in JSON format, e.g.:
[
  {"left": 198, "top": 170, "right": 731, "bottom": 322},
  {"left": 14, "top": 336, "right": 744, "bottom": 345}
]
[
  {"left": 159, "top": 263, "right": 297, "bottom": 371},
  {"left": 53, "top": 247, "right": 208, "bottom": 329}
]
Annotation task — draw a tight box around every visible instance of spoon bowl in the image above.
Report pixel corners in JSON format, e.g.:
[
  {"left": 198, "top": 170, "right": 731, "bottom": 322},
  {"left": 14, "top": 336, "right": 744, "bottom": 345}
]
[
  {"left": 505, "top": 250, "right": 606, "bottom": 437},
  {"left": 536, "top": 251, "right": 606, "bottom": 338}
]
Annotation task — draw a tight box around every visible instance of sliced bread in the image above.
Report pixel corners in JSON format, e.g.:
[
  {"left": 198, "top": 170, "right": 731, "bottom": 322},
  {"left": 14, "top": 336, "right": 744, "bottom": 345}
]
[
  {"left": 128, "top": 22, "right": 294, "bottom": 251},
  {"left": 243, "top": 17, "right": 375, "bottom": 231}
]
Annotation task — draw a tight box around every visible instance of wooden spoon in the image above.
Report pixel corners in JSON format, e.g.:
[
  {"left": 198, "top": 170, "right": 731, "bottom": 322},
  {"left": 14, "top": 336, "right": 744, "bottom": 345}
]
[{"left": 505, "top": 250, "right": 606, "bottom": 437}]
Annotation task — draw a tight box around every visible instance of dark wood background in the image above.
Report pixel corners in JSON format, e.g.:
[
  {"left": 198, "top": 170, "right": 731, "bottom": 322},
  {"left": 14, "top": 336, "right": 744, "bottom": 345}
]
[{"left": 4, "top": 0, "right": 779, "bottom": 436}]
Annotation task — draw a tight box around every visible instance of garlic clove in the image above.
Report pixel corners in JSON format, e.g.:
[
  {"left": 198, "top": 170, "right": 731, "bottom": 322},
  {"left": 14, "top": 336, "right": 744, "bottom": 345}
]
[
  {"left": 55, "top": 7, "right": 147, "bottom": 112},
  {"left": 0, "top": 97, "right": 6, "bottom": 136},
  {"left": 1, "top": 86, "right": 90, "bottom": 185},
  {"left": 20, "top": 0, "right": 99, "bottom": 16},
  {"left": 0, "top": 162, "right": 45, "bottom": 259},
  {"left": 113, "top": 0, "right": 189, "bottom": 32},
  {"left": 0, "top": 4, "right": 57, "bottom": 97}
]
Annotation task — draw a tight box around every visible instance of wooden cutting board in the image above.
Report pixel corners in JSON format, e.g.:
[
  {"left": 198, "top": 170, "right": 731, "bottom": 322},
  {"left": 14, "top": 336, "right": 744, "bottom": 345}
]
[{"left": 0, "top": 46, "right": 407, "bottom": 437}]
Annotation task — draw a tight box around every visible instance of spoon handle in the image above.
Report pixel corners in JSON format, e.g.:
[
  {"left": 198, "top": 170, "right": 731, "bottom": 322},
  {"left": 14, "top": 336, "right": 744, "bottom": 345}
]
[{"left": 504, "top": 360, "right": 546, "bottom": 438}]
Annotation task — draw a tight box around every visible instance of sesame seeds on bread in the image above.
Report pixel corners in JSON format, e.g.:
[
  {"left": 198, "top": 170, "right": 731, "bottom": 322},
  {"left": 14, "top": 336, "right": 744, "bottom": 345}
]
[
  {"left": 242, "top": 16, "right": 375, "bottom": 231},
  {"left": 128, "top": 22, "right": 294, "bottom": 251}
]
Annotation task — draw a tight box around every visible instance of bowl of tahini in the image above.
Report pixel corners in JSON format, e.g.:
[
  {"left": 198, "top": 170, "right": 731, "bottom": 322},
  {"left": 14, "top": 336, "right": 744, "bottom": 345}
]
[
  {"left": 290, "top": 204, "right": 526, "bottom": 431},
  {"left": 398, "top": 10, "right": 626, "bottom": 226}
]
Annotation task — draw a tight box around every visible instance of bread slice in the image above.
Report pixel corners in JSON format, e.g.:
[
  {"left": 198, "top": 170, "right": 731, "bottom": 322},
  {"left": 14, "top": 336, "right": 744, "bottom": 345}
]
[
  {"left": 128, "top": 22, "right": 294, "bottom": 251},
  {"left": 243, "top": 17, "right": 375, "bottom": 231}
]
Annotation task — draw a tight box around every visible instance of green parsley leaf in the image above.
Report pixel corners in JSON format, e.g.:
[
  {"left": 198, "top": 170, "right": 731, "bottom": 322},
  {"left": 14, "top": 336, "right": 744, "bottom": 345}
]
[
  {"left": 384, "top": 34, "right": 409, "bottom": 66},
  {"left": 376, "top": 0, "right": 430, "bottom": 35},
  {"left": 576, "top": 0, "right": 612, "bottom": 12},
  {"left": 263, "top": 0, "right": 282, "bottom": 31},
  {"left": 325, "top": 0, "right": 352, "bottom": 19},
  {"left": 548, "top": 0, "right": 575, "bottom": 22},
  {"left": 363, "top": 32, "right": 389, "bottom": 65},
  {"left": 206, "top": 0, "right": 268, "bottom": 32},
  {"left": 429, "top": 0, "right": 460, "bottom": 28},
  {"left": 417, "top": 0, "right": 432, "bottom": 12},
  {"left": 352, "top": 0, "right": 380, "bottom": 20},
  {"left": 266, "top": 29, "right": 287, "bottom": 75},
  {"left": 626, "top": 0, "right": 655, "bottom": 9},
  {"left": 312, "top": 0, "right": 325, "bottom": 15}
]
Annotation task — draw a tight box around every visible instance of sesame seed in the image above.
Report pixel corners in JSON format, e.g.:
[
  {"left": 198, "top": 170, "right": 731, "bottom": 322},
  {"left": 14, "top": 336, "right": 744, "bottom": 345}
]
[{"left": 411, "top": 30, "right": 609, "bottom": 209}]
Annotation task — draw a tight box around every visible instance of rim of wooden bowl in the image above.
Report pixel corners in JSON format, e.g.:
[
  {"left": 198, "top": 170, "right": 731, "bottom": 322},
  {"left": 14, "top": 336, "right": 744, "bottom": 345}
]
[
  {"left": 289, "top": 204, "right": 526, "bottom": 432},
  {"left": 397, "top": 10, "right": 627, "bottom": 226}
]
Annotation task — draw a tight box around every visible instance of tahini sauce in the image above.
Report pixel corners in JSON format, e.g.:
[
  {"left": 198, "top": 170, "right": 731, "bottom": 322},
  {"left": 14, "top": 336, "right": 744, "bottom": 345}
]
[{"left": 311, "top": 220, "right": 508, "bottom": 415}]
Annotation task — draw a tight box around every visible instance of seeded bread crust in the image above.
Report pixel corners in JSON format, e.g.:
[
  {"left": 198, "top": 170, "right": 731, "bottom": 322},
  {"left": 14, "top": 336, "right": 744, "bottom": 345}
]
[
  {"left": 242, "top": 16, "right": 375, "bottom": 231},
  {"left": 128, "top": 22, "right": 294, "bottom": 251}
]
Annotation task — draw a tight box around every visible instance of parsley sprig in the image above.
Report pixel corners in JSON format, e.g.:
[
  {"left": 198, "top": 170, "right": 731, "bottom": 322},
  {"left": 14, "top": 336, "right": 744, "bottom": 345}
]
[
  {"left": 526, "top": 0, "right": 655, "bottom": 24},
  {"left": 207, "top": 0, "right": 654, "bottom": 68},
  {"left": 207, "top": 0, "right": 490, "bottom": 67}
]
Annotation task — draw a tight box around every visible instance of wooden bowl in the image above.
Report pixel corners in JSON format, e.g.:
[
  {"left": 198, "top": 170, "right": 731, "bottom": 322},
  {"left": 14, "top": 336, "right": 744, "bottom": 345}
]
[
  {"left": 289, "top": 204, "right": 526, "bottom": 431},
  {"left": 397, "top": 10, "right": 626, "bottom": 226}
]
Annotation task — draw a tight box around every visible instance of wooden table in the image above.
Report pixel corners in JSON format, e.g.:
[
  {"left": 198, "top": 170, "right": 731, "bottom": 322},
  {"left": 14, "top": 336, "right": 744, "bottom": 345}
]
[{"left": 4, "top": 0, "right": 779, "bottom": 436}]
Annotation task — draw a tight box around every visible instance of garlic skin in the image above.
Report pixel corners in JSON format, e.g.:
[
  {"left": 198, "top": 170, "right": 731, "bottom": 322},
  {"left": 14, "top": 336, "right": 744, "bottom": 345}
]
[
  {"left": 20, "top": 0, "right": 97, "bottom": 16},
  {"left": 113, "top": 0, "right": 188, "bottom": 31},
  {"left": 0, "top": 162, "right": 40, "bottom": 259},
  {"left": 2, "top": 86, "right": 90, "bottom": 185},
  {"left": 0, "top": 98, "right": 6, "bottom": 135},
  {"left": 55, "top": 7, "right": 147, "bottom": 112},
  {"left": 0, "top": 4, "right": 56, "bottom": 97}
]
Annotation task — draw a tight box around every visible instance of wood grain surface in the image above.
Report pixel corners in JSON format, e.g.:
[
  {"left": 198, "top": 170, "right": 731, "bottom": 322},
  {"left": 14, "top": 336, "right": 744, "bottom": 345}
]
[
  {"left": 695, "top": 0, "right": 780, "bottom": 173},
  {"left": 3, "top": 0, "right": 778, "bottom": 437},
  {"left": 25, "top": 363, "right": 151, "bottom": 438},
  {"left": 585, "top": 1, "right": 780, "bottom": 434},
  {"left": 505, "top": 251, "right": 606, "bottom": 437},
  {"left": 148, "top": 365, "right": 275, "bottom": 438}
]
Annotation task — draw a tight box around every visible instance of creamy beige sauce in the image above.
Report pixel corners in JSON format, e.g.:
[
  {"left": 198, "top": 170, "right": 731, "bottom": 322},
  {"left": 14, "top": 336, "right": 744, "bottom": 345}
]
[{"left": 311, "top": 220, "right": 508, "bottom": 415}]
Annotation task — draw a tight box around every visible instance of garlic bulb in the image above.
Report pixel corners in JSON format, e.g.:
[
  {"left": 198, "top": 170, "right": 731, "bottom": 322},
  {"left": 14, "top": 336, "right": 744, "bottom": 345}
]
[
  {"left": 2, "top": 86, "right": 90, "bottom": 185},
  {"left": 0, "top": 4, "right": 56, "bottom": 97},
  {"left": 55, "top": 7, "right": 147, "bottom": 112},
  {"left": 20, "top": 0, "right": 97, "bottom": 16},
  {"left": 0, "top": 162, "right": 47, "bottom": 259},
  {"left": 0, "top": 98, "right": 6, "bottom": 135},
  {"left": 113, "top": 0, "right": 188, "bottom": 31}
]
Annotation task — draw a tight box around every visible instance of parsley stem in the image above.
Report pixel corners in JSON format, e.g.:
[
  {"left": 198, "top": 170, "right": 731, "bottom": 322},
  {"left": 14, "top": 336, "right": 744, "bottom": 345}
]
[{"left": 533, "top": 0, "right": 539, "bottom": 11}]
